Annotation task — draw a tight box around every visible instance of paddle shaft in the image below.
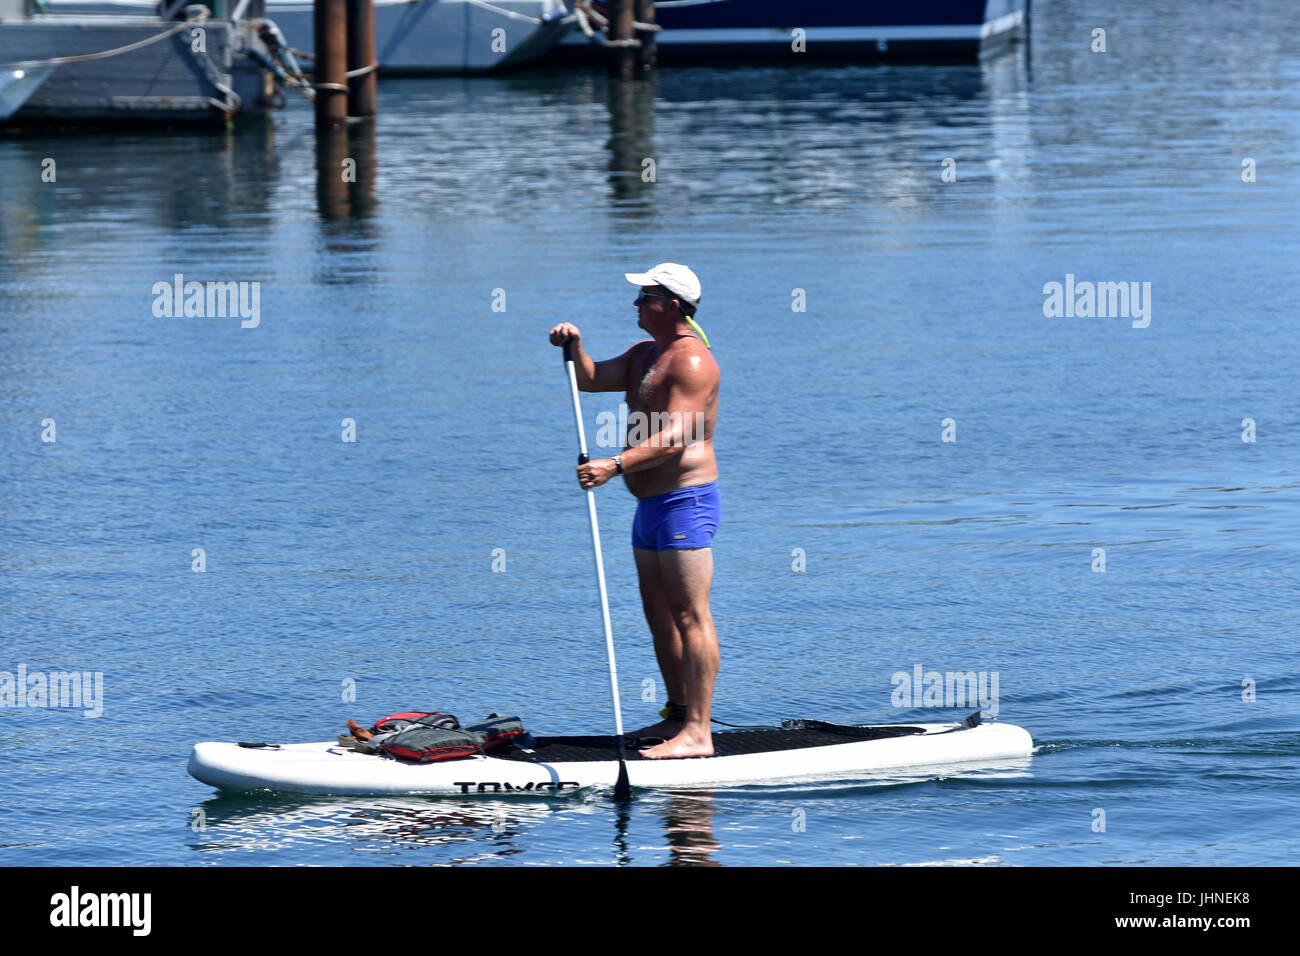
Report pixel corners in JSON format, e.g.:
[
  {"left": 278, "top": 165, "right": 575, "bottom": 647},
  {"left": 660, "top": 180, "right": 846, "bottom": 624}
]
[{"left": 563, "top": 341, "right": 631, "bottom": 799}]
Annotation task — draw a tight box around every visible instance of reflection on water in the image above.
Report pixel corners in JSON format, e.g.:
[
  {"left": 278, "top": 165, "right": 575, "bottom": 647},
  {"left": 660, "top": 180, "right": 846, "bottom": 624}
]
[
  {"left": 190, "top": 792, "right": 560, "bottom": 859},
  {"left": 188, "top": 790, "right": 711, "bottom": 865},
  {"left": 186, "top": 759, "right": 1036, "bottom": 865},
  {"left": 190, "top": 789, "right": 650, "bottom": 865},
  {"left": 659, "top": 791, "right": 722, "bottom": 866},
  {"left": 316, "top": 119, "right": 381, "bottom": 231},
  {"left": 605, "top": 77, "right": 657, "bottom": 209},
  {"left": 0, "top": 55, "right": 1032, "bottom": 271}
]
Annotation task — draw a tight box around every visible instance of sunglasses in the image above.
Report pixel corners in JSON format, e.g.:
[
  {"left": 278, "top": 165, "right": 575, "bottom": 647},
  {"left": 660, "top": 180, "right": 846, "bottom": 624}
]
[{"left": 636, "top": 290, "right": 672, "bottom": 305}]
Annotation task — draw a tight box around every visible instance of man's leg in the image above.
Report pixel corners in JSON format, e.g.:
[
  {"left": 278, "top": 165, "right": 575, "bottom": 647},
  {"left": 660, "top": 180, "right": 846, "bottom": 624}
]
[
  {"left": 638, "top": 546, "right": 718, "bottom": 758},
  {"left": 629, "top": 546, "right": 686, "bottom": 738}
]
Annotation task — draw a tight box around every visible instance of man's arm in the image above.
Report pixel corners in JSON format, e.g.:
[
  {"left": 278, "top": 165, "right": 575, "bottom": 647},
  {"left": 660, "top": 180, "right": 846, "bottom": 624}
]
[
  {"left": 548, "top": 323, "right": 649, "bottom": 393},
  {"left": 586, "top": 341, "right": 651, "bottom": 393}
]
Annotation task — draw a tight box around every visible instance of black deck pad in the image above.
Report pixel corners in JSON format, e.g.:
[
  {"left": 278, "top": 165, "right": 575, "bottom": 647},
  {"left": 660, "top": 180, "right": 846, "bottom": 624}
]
[{"left": 496, "top": 723, "right": 928, "bottom": 764}]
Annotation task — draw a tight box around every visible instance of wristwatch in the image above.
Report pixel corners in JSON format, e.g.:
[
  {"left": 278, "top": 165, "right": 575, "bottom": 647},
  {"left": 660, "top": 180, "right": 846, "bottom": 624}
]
[{"left": 613, "top": 454, "right": 624, "bottom": 474}]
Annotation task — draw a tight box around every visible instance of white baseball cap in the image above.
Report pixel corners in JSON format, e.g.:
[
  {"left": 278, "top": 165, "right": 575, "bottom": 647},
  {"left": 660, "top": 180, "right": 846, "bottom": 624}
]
[{"left": 625, "top": 263, "right": 701, "bottom": 308}]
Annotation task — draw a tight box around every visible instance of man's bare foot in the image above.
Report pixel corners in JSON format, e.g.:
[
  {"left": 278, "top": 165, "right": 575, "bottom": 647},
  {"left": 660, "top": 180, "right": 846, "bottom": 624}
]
[
  {"left": 638, "top": 727, "right": 713, "bottom": 759},
  {"left": 626, "top": 718, "right": 683, "bottom": 740}
]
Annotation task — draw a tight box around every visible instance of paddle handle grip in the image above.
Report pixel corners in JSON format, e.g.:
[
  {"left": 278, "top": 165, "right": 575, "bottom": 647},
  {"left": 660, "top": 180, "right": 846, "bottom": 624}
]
[{"left": 563, "top": 340, "right": 589, "bottom": 465}]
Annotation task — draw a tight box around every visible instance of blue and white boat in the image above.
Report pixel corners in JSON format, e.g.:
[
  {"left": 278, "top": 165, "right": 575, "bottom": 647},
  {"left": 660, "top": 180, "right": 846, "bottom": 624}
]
[
  {"left": 263, "top": 0, "right": 575, "bottom": 74},
  {"left": 0, "top": 0, "right": 275, "bottom": 126},
  {"left": 554, "top": 0, "right": 1029, "bottom": 63},
  {"left": 42, "top": 0, "right": 577, "bottom": 74}
]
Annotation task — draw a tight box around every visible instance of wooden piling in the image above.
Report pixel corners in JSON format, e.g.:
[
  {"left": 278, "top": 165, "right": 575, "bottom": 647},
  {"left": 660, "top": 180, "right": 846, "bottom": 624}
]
[
  {"left": 313, "top": 0, "right": 348, "bottom": 127},
  {"left": 608, "top": 0, "right": 636, "bottom": 78},
  {"left": 345, "top": 0, "right": 376, "bottom": 118},
  {"left": 635, "top": 0, "right": 656, "bottom": 71}
]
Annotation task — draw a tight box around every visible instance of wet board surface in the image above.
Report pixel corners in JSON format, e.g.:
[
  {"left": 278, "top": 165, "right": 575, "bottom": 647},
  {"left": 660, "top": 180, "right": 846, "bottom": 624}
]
[{"left": 495, "top": 723, "right": 928, "bottom": 763}]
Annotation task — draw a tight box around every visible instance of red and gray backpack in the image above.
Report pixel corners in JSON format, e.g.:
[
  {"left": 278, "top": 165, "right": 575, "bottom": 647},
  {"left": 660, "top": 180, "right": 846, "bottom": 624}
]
[{"left": 363, "top": 711, "right": 525, "bottom": 763}]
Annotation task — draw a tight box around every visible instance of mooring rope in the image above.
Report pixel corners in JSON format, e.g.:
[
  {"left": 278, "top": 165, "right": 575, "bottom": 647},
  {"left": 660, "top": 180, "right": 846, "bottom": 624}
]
[
  {"left": 572, "top": 0, "right": 660, "bottom": 47},
  {"left": 465, "top": 0, "right": 543, "bottom": 25},
  {"left": 0, "top": 10, "right": 210, "bottom": 70}
]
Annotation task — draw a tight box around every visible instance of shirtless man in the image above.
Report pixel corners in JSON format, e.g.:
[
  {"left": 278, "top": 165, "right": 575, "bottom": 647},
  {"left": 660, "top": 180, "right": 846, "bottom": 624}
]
[{"left": 548, "top": 263, "right": 721, "bottom": 759}]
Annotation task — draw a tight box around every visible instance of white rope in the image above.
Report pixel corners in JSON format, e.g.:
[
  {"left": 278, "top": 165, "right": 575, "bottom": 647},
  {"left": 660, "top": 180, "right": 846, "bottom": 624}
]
[
  {"left": 579, "top": 1, "right": 607, "bottom": 28},
  {"left": 0, "top": 11, "right": 209, "bottom": 70},
  {"left": 463, "top": 0, "right": 542, "bottom": 25},
  {"left": 573, "top": 2, "right": 659, "bottom": 43}
]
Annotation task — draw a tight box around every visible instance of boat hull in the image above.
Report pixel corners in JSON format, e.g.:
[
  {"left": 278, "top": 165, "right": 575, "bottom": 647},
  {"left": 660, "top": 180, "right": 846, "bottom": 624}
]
[
  {"left": 553, "top": 0, "right": 1027, "bottom": 64},
  {"left": 265, "top": 0, "right": 574, "bottom": 75},
  {"left": 0, "top": 15, "right": 269, "bottom": 127}
]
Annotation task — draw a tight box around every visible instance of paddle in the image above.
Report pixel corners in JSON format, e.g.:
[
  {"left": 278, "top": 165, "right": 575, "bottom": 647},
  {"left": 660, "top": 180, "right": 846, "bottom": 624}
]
[{"left": 562, "top": 339, "right": 633, "bottom": 802}]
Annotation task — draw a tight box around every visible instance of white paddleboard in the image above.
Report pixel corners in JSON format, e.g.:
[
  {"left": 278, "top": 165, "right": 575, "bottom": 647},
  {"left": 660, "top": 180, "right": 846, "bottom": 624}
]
[{"left": 188, "top": 718, "right": 1033, "bottom": 796}]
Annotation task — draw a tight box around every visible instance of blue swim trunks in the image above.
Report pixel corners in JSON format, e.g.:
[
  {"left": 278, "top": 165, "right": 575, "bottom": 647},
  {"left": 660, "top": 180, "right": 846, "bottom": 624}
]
[{"left": 632, "top": 481, "right": 720, "bottom": 551}]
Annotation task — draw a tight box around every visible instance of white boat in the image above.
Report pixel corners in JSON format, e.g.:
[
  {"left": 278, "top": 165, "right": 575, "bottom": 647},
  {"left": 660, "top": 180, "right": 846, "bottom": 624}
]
[
  {"left": 0, "top": 0, "right": 274, "bottom": 126},
  {"left": 188, "top": 714, "right": 1034, "bottom": 796},
  {"left": 263, "top": 0, "right": 574, "bottom": 74},
  {"left": 42, "top": 0, "right": 575, "bottom": 74}
]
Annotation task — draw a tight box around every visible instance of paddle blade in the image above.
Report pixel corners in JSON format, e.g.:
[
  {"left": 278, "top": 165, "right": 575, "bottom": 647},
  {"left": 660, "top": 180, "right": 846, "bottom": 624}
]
[{"left": 614, "top": 756, "right": 632, "bottom": 803}]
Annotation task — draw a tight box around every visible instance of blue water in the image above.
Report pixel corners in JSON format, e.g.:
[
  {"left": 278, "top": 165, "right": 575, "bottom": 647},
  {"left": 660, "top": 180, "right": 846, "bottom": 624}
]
[{"left": 2, "top": 0, "right": 1298, "bottom": 865}]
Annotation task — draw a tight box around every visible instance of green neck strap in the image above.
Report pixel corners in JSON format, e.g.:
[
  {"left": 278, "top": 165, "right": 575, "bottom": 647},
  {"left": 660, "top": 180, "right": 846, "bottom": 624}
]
[{"left": 684, "top": 315, "right": 711, "bottom": 349}]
